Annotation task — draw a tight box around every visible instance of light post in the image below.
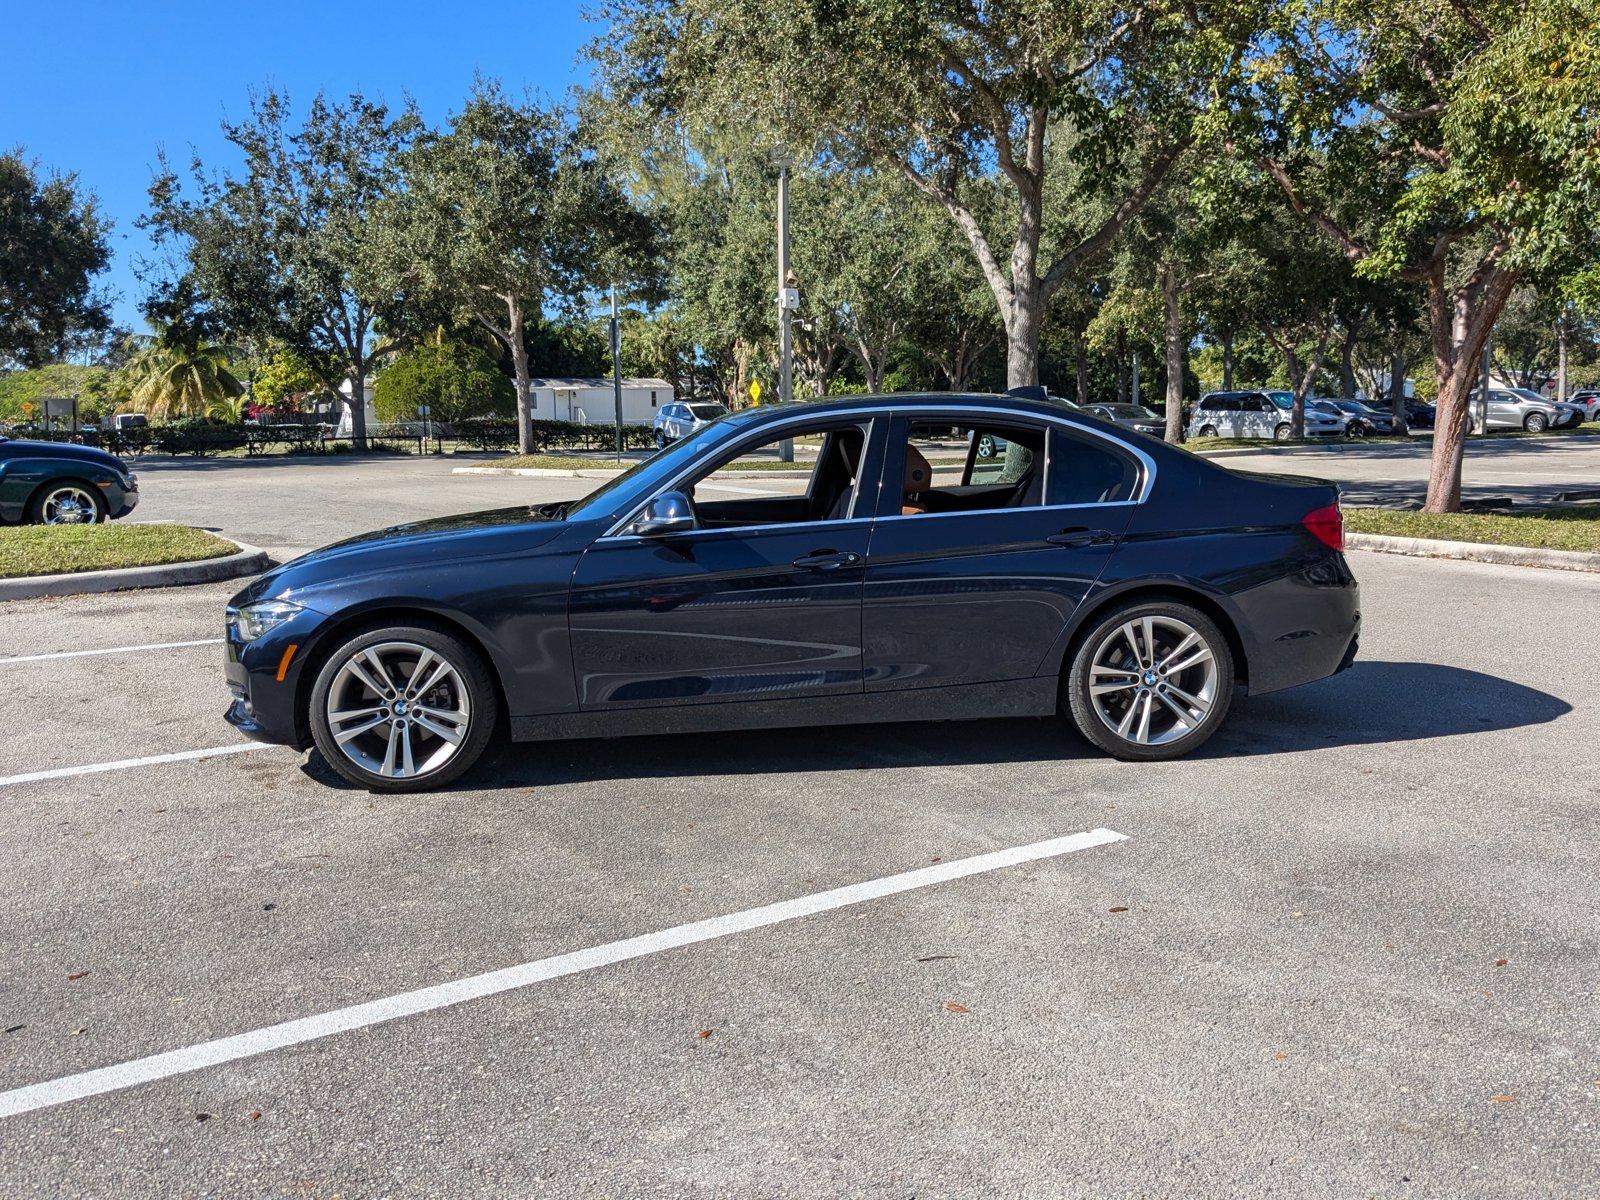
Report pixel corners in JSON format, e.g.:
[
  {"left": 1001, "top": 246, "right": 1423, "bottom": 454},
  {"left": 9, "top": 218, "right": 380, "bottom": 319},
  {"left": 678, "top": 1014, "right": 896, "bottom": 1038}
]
[
  {"left": 610, "top": 285, "right": 624, "bottom": 461},
  {"left": 775, "top": 155, "right": 797, "bottom": 462}
]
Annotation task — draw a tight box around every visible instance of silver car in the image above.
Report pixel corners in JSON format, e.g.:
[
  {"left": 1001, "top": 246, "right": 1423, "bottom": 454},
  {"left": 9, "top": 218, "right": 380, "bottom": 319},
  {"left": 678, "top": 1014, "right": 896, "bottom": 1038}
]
[
  {"left": 1563, "top": 388, "right": 1600, "bottom": 422},
  {"left": 653, "top": 401, "right": 730, "bottom": 447},
  {"left": 1083, "top": 402, "right": 1166, "bottom": 437},
  {"left": 1468, "top": 388, "right": 1583, "bottom": 433},
  {"left": 1187, "top": 390, "right": 1343, "bottom": 441}
]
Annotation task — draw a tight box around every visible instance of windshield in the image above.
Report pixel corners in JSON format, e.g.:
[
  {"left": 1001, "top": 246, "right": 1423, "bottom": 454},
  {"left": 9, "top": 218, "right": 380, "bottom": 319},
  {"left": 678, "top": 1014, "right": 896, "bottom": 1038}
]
[
  {"left": 1101, "top": 404, "right": 1155, "bottom": 419},
  {"left": 1266, "top": 392, "right": 1293, "bottom": 410},
  {"left": 564, "top": 415, "right": 743, "bottom": 523},
  {"left": 1509, "top": 388, "right": 1545, "bottom": 402},
  {"left": 688, "top": 403, "right": 728, "bottom": 420}
]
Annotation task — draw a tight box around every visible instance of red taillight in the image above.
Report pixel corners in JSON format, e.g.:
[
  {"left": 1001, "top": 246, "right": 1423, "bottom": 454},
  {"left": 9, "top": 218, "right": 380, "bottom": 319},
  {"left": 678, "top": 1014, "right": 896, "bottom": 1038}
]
[{"left": 1303, "top": 503, "right": 1344, "bottom": 551}]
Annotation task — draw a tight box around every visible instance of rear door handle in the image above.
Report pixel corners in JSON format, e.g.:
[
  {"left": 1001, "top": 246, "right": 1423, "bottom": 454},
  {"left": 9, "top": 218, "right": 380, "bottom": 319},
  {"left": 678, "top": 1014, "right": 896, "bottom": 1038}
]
[
  {"left": 792, "top": 550, "right": 861, "bottom": 571},
  {"left": 1046, "top": 527, "right": 1115, "bottom": 548}
]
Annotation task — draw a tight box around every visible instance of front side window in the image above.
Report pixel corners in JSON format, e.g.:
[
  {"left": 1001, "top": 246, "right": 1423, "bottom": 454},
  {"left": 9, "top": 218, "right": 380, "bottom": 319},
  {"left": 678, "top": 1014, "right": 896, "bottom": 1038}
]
[{"left": 668, "top": 421, "right": 870, "bottom": 529}]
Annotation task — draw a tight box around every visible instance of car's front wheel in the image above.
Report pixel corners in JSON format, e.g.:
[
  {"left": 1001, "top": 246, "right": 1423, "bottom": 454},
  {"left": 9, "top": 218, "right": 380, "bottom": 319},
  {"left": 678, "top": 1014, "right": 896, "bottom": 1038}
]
[
  {"left": 309, "top": 625, "right": 499, "bottom": 793},
  {"left": 28, "top": 479, "right": 107, "bottom": 525},
  {"left": 1524, "top": 412, "right": 1548, "bottom": 433},
  {"left": 1198, "top": 424, "right": 1218, "bottom": 438},
  {"left": 1063, "top": 600, "right": 1235, "bottom": 761},
  {"left": 655, "top": 430, "right": 667, "bottom": 449}
]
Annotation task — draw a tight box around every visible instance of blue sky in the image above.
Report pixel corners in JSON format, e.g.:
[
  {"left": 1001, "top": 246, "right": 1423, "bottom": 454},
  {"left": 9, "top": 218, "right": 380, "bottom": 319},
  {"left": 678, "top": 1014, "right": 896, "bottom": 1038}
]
[{"left": 2, "top": 1, "right": 598, "bottom": 331}]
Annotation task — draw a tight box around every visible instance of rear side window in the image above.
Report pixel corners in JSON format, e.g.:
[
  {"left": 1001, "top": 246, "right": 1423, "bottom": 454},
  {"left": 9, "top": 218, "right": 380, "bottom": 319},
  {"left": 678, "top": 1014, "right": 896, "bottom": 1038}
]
[{"left": 1049, "top": 429, "right": 1137, "bottom": 505}]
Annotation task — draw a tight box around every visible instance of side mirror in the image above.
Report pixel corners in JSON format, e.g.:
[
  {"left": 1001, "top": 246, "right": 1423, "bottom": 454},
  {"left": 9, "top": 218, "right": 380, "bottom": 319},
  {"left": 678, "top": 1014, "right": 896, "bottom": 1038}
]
[{"left": 630, "top": 490, "right": 696, "bottom": 537}]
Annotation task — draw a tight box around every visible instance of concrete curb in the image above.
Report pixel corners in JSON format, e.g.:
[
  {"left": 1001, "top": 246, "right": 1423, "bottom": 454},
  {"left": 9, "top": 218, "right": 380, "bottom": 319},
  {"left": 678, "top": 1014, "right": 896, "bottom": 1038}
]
[
  {"left": 1345, "top": 532, "right": 1600, "bottom": 574},
  {"left": 0, "top": 535, "right": 269, "bottom": 602}
]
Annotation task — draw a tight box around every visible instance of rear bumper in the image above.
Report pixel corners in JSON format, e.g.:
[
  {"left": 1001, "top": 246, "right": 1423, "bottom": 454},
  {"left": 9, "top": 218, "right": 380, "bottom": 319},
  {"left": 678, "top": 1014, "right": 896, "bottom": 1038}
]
[{"left": 1233, "top": 552, "right": 1360, "bottom": 695}]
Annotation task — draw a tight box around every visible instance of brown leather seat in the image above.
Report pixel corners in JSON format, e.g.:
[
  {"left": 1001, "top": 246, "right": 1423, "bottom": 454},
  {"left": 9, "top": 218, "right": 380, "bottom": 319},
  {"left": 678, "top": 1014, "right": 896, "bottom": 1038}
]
[{"left": 902, "top": 445, "right": 931, "bottom": 515}]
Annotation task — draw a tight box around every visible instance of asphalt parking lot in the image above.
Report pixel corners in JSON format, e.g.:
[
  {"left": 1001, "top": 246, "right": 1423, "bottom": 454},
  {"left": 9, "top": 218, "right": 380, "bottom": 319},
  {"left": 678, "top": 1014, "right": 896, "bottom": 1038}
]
[{"left": 2, "top": 458, "right": 1598, "bottom": 1197}]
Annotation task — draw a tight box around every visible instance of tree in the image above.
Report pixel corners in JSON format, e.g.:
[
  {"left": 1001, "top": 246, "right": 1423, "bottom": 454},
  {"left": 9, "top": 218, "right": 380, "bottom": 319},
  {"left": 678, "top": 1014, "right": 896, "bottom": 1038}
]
[
  {"left": 0, "top": 152, "right": 113, "bottom": 368},
  {"left": 142, "top": 89, "right": 420, "bottom": 449},
  {"left": 249, "top": 342, "right": 322, "bottom": 409},
  {"left": 388, "top": 82, "right": 654, "bottom": 453},
  {"left": 120, "top": 337, "right": 244, "bottom": 420},
  {"left": 1242, "top": 0, "right": 1600, "bottom": 510},
  {"left": 592, "top": 0, "right": 1238, "bottom": 389},
  {"left": 372, "top": 340, "right": 515, "bottom": 423}
]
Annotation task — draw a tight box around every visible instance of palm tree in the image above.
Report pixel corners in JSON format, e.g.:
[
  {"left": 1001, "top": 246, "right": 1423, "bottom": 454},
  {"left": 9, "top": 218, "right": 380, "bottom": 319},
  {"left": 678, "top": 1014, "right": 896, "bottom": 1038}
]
[{"left": 121, "top": 339, "right": 244, "bottom": 420}]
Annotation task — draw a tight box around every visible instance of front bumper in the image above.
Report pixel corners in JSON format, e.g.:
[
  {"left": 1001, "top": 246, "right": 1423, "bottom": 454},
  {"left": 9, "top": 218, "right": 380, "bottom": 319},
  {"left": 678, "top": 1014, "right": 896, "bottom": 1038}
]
[{"left": 222, "top": 609, "right": 324, "bottom": 748}]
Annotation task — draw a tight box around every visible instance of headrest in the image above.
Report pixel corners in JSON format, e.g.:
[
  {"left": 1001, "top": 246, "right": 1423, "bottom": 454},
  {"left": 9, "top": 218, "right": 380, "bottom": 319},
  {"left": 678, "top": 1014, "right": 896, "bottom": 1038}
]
[{"left": 903, "top": 445, "right": 932, "bottom": 493}]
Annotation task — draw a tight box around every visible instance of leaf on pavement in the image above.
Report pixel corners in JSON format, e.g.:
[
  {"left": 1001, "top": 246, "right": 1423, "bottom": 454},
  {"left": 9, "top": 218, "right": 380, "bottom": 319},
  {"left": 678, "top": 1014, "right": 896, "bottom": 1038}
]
[
  {"left": 696, "top": 1029, "right": 713, "bottom": 1039},
  {"left": 1490, "top": 1094, "right": 1515, "bottom": 1103},
  {"left": 67, "top": 971, "right": 89, "bottom": 981},
  {"left": 1494, "top": 959, "right": 1508, "bottom": 967},
  {"left": 944, "top": 1002, "right": 969, "bottom": 1014},
  {"left": 1108, "top": 906, "right": 1129, "bottom": 913}
]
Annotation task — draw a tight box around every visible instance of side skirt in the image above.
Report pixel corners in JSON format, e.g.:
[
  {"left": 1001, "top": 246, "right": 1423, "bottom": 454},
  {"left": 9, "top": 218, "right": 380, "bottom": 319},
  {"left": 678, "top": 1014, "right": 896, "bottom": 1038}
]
[{"left": 510, "top": 677, "right": 1060, "bottom": 743}]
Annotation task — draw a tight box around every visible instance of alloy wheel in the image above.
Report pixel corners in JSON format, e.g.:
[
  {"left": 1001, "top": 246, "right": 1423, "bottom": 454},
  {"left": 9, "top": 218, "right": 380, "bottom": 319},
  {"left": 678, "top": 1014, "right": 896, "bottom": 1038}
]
[
  {"left": 324, "top": 641, "right": 471, "bottom": 780},
  {"left": 1087, "top": 615, "right": 1219, "bottom": 746},
  {"left": 40, "top": 485, "right": 101, "bottom": 524}
]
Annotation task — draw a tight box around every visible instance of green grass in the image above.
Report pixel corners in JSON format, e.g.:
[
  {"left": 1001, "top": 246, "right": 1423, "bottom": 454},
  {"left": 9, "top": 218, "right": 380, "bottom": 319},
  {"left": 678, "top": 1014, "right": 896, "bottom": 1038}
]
[
  {"left": 0, "top": 524, "right": 236, "bottom": 579},
  {"left": 493, "top": 454, "right": 622, "bottom": 471},
  {"left": 1345, "top": 506, "right": 1600, "bottom": 553}
]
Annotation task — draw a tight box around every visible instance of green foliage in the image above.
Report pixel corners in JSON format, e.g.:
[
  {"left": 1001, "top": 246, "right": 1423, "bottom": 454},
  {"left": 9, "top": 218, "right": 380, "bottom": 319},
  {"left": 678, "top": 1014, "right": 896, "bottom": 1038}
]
[
  {"left": 120, "top": 338, "right": 244, "bottom": 420},
  {"left": 373, "top": 343, "right": 515, "bottom": 423},
  {"left": 0, "top": 524, "right": 234, "bottom": 580},
  {"left": 250, "top": 342, "right": 322, "bottom": 406},
  {"left": 0, "top": 152, "right": 113, "bottom": 367},
  {"left": 0, "top": 363, "right": 123, "bottom": 422}
]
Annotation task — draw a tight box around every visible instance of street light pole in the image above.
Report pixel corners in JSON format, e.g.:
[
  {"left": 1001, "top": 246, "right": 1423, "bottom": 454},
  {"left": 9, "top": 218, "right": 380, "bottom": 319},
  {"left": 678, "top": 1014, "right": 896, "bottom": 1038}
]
[
  {"left": 610, "top": 285, "right": 623, "bottom": 461},
  {"left": 776, "top": 156, "right": 795, "bottom": 462}
]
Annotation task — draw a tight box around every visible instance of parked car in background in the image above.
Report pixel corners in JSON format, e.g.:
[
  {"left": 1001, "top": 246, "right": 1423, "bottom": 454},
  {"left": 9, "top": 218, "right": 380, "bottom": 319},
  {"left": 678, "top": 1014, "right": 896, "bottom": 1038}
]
[
  {"left": 1187, "top": 391, "right": 1343, "bottom": 441},
  {"left": 653, "top": 401, "right": 730, "bottom": 448},
  {"left": 1313, "top": 399, "right": 1396, "bottom": 437},
  {"left": 0, "top": 435, "right": 139, "bottom": 525},
  {"left": 223, "top": 391, "right": 1360, "bottom": 791},
  {"left": 1083, "top": 403, "right": 1166, "bottom": 437},
  {"left": 1468, "top": 388, "right": 1584, "bottom": 433},
  {"left": 1565, "top": 389, "right": 1600, "bottom": 422}
]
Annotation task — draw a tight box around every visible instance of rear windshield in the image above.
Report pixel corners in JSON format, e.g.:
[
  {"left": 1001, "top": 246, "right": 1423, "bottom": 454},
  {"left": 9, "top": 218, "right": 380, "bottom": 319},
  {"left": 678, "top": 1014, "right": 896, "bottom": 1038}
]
[{"left": 688, "top": 404, "right": 728, "bottom": 420}]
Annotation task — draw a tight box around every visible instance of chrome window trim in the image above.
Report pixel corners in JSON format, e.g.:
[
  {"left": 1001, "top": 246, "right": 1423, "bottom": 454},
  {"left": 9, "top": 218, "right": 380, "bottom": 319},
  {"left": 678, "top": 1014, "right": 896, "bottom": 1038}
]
[{"left": 599, "top": 402, "right": 1155, "bottom": 540}]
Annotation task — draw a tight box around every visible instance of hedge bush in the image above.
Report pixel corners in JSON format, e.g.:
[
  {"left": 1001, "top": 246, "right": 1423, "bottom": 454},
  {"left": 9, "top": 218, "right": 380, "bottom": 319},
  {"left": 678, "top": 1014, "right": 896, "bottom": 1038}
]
[{"left": 456, "top": 419, "right": 656, "bottom": 453}]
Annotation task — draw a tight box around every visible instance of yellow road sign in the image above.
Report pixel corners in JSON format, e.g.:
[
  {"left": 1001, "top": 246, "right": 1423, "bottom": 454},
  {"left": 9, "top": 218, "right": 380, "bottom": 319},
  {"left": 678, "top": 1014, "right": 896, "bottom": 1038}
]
[{"left": 748, "top": 379, "right": 762, "bottom": 405}]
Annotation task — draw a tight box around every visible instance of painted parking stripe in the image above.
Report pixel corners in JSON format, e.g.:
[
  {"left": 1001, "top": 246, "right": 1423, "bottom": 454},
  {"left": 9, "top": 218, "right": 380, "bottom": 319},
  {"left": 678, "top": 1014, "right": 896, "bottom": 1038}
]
[
  {"left": 694, "top": 482, "right": 788, "bottom": 495},
  {"left": 0, "top": 742, "right": 272, "bottom": 789},
  {"left": 0, "top": 639, "right": 223, "bottom": 666},
  {"left": 0, "top": 827, "right": 1127, "bottom": 1119}
]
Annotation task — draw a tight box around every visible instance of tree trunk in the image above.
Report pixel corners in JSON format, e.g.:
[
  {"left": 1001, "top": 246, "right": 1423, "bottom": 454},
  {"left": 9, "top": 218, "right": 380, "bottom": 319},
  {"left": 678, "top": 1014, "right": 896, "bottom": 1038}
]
[
  {"left": 1220, "top": 329, "right": 1234, "bottom": 391},
  {"left": 1114, "top": 331, "right": 1129, "bottom": 404},
  {"left": 1003, "top": 279, "right": 1042, "bottom": 389},
  {"left": 1161, "top": 265, "right": 1185, "bottom": 444},
  {"left": 505, "top": 297, "right": 534, "bottom": 455},
  {"left": 347, "top": 363, "right": 368, "bottom": 451},
  {"left": 1338, "top": 329, "right": 1358, "bottom": 397},
  {"left": 1423, "top": 266, "right": 1517, "bottom": 513},
  {"left": 1388, "top": 350, "right": 1409, "bottom": 434},
  {"left": 1285, "top": 346, "right": 1306, "bottom": 439},
  {"left": 1074, "top": 335, "right": 1090, "bottom": 406}
]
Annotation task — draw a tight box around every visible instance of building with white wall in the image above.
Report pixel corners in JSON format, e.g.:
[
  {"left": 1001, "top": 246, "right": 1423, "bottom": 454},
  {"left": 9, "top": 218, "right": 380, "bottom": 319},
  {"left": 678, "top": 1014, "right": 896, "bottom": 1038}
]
[{"left": 529, "top": 378, "right": 674, "bottom": 425}]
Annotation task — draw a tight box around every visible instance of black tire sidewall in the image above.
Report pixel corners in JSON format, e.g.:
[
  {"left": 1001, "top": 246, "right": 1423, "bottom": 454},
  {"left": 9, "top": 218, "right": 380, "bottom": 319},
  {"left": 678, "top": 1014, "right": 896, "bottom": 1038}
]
[
  {"left": 308, "top": 624, "right": 499, "bottom": 793},
  {"left": 1274, "top": 424, "right": 1291, "bottom": 441},
  {"left": 1064, "top": 600, "right": 1235, "bottom": 761}
]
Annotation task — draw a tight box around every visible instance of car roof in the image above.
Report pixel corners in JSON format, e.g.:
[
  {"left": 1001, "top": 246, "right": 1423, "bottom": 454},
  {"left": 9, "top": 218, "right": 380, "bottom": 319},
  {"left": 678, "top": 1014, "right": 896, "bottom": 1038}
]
[{"left": 724, "top": 392, "right": 1085, "bottom": 428}]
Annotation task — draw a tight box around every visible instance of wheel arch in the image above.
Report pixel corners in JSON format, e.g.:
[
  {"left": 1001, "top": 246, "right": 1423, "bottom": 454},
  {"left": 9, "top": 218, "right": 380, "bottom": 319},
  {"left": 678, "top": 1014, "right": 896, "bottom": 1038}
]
[
  {"left": 25, "top": 474, "right": 108, "bottom": 522},
  {"left": 1051, "top": 581, "right": 1251, "bottom": 690},
  {"left": 290, "top": 604, "right": 512, "bottom": 746}
]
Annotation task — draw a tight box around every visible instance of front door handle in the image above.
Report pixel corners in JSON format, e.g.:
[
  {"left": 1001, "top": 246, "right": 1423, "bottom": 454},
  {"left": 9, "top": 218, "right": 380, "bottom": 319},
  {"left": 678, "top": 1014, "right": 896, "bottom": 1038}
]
[
  {"left": 792, "top": 550, "right": 861, "bottom": 571},
  {"left": 1046, "top": 527, "right": 1115, "bottom": 548}
]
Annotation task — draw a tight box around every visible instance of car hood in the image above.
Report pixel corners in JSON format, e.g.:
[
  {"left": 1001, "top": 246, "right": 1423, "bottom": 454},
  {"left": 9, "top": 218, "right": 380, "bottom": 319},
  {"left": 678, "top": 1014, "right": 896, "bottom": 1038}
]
[
  {"left": 238, "top": 506, "right": 569, "bottom": 605},
  {"left": 0, "top": 438, "right": 124, "bottom": 471}
]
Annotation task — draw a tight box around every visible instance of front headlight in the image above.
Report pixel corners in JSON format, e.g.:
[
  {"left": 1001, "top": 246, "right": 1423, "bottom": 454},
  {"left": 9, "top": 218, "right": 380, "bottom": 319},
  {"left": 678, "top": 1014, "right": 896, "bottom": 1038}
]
[{"left": 231, "top": 599, "right": 305, "bottom": 643}]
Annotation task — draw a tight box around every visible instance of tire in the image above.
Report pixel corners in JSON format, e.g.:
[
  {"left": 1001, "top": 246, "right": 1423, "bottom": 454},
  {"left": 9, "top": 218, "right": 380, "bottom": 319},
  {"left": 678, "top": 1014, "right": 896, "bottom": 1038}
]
[
  {"left": 1063, "top": 600, "right": 1235, "bottom": 762},
  {"left": 26, "top": 478, "right": 107, "bottom": 525},
  {"left": 1274, "top": 423, "right": 1292, "bottom": 441},
  {"left": 655, "top": 431, "right": 667, "bottom": 449},
  {"left": 977, "top": 435, "right": 997, "bottom": 459},
  {"left": 308, "top": 624, "right": 499, "bottom": 793},
  {"left": 1524, "top": 413, "right": 1548, "bottom": 433},
  {"left": 1199, "top": 424, "right": 1218, "bottom": 438}
]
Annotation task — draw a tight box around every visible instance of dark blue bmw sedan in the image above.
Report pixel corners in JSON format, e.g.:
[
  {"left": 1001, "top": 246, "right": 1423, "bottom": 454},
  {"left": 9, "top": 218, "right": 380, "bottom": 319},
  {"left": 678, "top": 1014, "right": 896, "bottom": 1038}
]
[{"left": 223, "top": 393, "right": 1359, "bottom": 792}]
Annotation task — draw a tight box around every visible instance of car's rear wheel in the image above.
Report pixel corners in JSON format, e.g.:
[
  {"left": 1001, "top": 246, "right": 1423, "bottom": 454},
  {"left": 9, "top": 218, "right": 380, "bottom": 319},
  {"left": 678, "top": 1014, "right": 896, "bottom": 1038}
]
[
  {"left": 1273, "top": 423, "right": 1292, "bottom": 441},
  {"left": 655, "top": 430, "right": 667, "bottom": 449},
  {"left": 1064, "top": 600, "right": 1235, "bottom": 761},
  {"left": 1199, "top": 424, "right": 1218, "bottom": 438},
  {"left": 309, "top": 625, "right": 498, "bottom": 793},
  {"left": 27, "top": 479, "right": 106, "bottom": 525},
  {"left": 1524, "top": 412, "right": 1548, "bottom": 433}
]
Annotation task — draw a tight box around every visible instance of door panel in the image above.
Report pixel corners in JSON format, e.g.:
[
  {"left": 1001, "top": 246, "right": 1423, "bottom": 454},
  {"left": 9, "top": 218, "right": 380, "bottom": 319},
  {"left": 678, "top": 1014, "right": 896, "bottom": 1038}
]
[
  {"left": 861, "top": 506, "right": 1129, "bottom": 690},
  {"left": 569, "top": 522, "right": 871, "bottom": 708}
]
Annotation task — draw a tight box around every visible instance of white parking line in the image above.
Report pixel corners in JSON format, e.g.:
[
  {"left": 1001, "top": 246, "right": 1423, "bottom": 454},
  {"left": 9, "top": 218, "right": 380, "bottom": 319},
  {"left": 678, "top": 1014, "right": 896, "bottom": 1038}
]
[
  {"left": 695, "top": 482, "right": 788, "bottom": 495},
  {"left": 0, "top": 742, "right": 273, "bottom": 789},
  {"left": 0, "top": 639, "right": 223, "bottom": 666},
  {"left": 0, "top": 827, "right": 1127, "bottom": 1119}
]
